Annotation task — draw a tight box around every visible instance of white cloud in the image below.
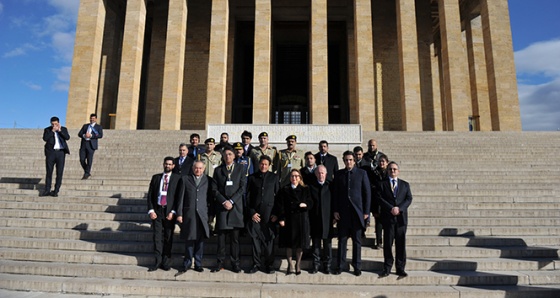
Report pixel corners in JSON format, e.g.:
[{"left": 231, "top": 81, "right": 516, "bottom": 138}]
[
  {"left": 515, "top": 39, "right": 560, "bottom": 78},
  {"left": 2, "top": 43, "right": 40, "bottom": 58},
  {"left": 23, "top": 81, "right": 43, "bottom": 91},
  {"left": 48, "top": 0, "right": 79, "bottom": 20},
  {"left": 52, "top": 66, "right": 71, "bottom": 91},
  {"left": 52, "top": 31, "right": 75, "bottom": 62},
  {"left": 0, "top": 2, "right": 4, "bottom": 16},
  {"left": 515, "top": 39, "right": 560, "bottom": 131}
]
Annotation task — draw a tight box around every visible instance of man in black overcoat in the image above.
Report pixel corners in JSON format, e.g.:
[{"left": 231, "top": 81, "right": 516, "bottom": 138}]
[
  {"left": 332, "top": 151, "right": 371, "bottom": 276},
  {"left": 211, "top": 147, "right": 247, "bottom": 273},
  {"left": 308, "top": 165, "right": 334, "bottom": 274},
  {"left": 246, "top": 155, "right": 279, "bottom": 274},
  {"left": 176, "top": 161, "right": 213, "bottom": 273}
]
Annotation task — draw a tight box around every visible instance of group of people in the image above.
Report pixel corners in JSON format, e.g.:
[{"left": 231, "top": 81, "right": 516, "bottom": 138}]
[
  {"left": 41, "top": 114, "right": 103, "bottom": 197},
  {"left": 148, "top": 131, "right": 413, "bottom": 278}
]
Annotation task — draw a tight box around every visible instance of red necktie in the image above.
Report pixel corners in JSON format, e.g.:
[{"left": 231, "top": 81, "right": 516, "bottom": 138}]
[{"left": 161, "top": 174, "right": 168, "bottom": 206}]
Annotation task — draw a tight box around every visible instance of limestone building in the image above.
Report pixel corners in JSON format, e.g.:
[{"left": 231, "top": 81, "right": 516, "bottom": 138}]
[{"left": 66, "top": 0, "right": 521, "bottom": 131}]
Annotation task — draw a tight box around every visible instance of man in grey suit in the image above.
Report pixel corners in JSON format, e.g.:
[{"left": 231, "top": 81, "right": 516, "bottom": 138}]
[
  {"left": 332, "top": 151, "right": 371, "bottom": 276},
  {"left": 211, "top": 146, "right": 247, "bottom": 273},
  {"left": 176, "top": 161, "right": 214, "bottom": 273},
  {"left": 78, "top": 113, "right": 103, "bottom": 180},
  {"left": 378, "top": 161, "right": 413, "bottom": 278}
]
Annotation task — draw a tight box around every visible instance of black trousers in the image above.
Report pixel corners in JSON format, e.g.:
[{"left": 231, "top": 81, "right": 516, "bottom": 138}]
[
  {"left": 79, "top": 142, "right": 96, "bottom": 175},
  {"left": 45, "top": 150, "right": 65, "bottom": 193},
  {"left": 312, "top": 237, "right": 332, "bottom": 270},
  {"left": 382, "top": 220, "right": 407, "bottom": 272},
  {"left": 374, "top": 216, "right": 383, "bottom": 246},
  {"left": 151, "top": 206, "right": 176, "bottom": 266},
  {"left": 216, "top": 228, "right": 240, "bottom": 267},
  {"left": 337, "top": 215, "right": 364, "bottom": 271}
]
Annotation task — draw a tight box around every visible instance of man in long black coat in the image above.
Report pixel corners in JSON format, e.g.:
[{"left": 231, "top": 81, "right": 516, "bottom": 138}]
[
  {"left": 147, "top": 156, "right": 182, "bottom": 272},
  {"left": 332, "top": 151, "right": 371, "bottom": 276},
  {"left": 177, "top": 161, "right": 213, "bottom": 273},
  {"left": 308, "top": 165, "right": 334, "bottom": 274},
  {"left": 378, "top": 161, "right": 413, "bottom": 278},
  {"left": 211, "top": 147, "right": 247, "bottom": 273},
  {"left": 246, "top": 155, "right": 279, "bottom": 274}
]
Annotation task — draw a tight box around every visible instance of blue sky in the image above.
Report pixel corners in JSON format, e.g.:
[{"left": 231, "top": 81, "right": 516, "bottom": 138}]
[{"left": 0, "top": 0, "right": 558, "bottom": 130}]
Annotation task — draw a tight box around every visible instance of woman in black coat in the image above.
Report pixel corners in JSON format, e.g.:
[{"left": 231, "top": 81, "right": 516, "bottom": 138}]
[{"left": 275, "top": 169, "right": 313, "bottom": 275}]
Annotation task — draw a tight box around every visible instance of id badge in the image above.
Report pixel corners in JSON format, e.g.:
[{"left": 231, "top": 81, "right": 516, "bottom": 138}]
[
  {"left": 226, "top": 181, "right": 234, "bottom": 186},
  {"left": 160, "top": 191, "right": 167, "bottom": 196},
  {"left": 213, "top": 164, "right": 218, "bottom": 168},
  {"left": 287, "top": 163, "right": 292, "bottom": 168}
]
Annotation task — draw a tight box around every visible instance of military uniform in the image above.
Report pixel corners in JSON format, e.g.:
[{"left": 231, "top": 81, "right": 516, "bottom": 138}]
[
  {"left": 278, "top": 149, "right": 304, "bottom": 186},
  {"left": 250, "top": 145, "right": 279, "bottom": 173},
  {"left": 200, "top": 150, "right": 222, "bottom": 177}
]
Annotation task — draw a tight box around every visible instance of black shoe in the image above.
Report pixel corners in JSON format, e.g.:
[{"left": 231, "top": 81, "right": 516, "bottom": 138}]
[
  {"left": 194, "top": 266, "right": 204, "bottom": 272},
  {"left": 248, "top": 266, "right": 260, "bottom": 274},
  {"left": 40, "top": 191, "right": 51, "bottom": 197},
  {"left": 378, "top": 270, "right": 389, "bottom": 278},
  {"left": 295, "top": 271, "right": 301, "bottom": 276},
  {"left": 265, "top": 266, "right": 275, "bottom": 274},
  {"left": 211, "top": 266, "right": 224, "bottom": 273},
  {"left": 161, "top": 264, "right": 171, "bottom": 271},
  {"left": 354, "top": 269, "right": 362, "bottom": 276},
  {"left": 82, "top": 174, "right": 90, "bottom": 180},
  {"left": 285, "top": 270, "right": 293, "bottom": 276},
  {"left": 50, "top": 191, "right": 58, "bottom": 197},
  {"left": 310, "top": 267, "right": 318, "bottom": 274},
  {"left": 377, "top": 244, "right": 383, "bottom": 249},
  {"left": 396, "top": 270, "right": 408, "bottom": 277},
  {"left": 175, "top": 267, "right": 188, "bottom": 276},
  {"left": 232, "top": 265, "right": 241, "bottom": 273},
  {"left": 148, "top": 264, "right": 160, "bottom": 272},
  {"left": 332, "top": 269, "right": 341, "bottom": 275}
]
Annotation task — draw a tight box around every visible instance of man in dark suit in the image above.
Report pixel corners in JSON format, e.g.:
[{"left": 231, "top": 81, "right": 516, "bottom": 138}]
[
  {"left": 176, "top": 161, "right": 213, "bottom": 273},
  {"left": 332, "top": 151, "right": 371, "bottom": 276},
  {"left": 147, "top": 156, "right": 182, "bottom": 272},
  {"left": 211, "top": 146, "right": 247, "bottom": 273},
  {"left": 41, "top": 116, "right": 70, "bottom": 197},
  {"left": 378, "top": 161, "right": 413, "bottom": 278},
  {"left": 241, "top": 130, "right": 254, "bottom": 157},
  {"left": 78, "top": 113, "right": 103, "bottom": 180},
  {"left": 315, "top": 140, "right": 339, "bottom": 182},
  {"left": 363, "top": 139, "right": 384, "bottom": 169},
  {"left": 308, "top": 165, "right": 334, "bottom": 274},
  {"left": 301, "top": 151, "right": 317, "bottom": 186},
  {"left": 173, "top": 143, "right": 195, "bottom": 176},
  {"left": 188, "top": 133, "right": 205, "bottom": 160},
  {"left": 245, "top": 155, "right": 279, "bottom": 274}
]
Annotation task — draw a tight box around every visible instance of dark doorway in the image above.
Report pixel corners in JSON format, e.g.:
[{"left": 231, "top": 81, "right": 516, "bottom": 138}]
[
  {"left": 272, "top": 22, "right": 309, "bottom": 124},
  {"left": 328, "top": 21, "right": 349, "bottom": 124},
  {"left": 231, "top": 21, "right": 255, "bottom": 123}
]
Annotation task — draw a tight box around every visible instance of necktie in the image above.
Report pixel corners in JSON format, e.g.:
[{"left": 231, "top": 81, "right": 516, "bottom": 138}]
[
  {"left": 179, "top": 157, "right": 184, "bottom": 166},
  {"left": 391, "top": 179, "right": 397, "bottom": 197},
  {"left": 161, "top": 174, "right": 168, "bottom": 206}
]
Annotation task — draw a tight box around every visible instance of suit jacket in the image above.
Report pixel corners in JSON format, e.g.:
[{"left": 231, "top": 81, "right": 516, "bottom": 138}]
[
  {"left": 378, "top": 178, "right": 413, "bottom": 226},
  {"left": 308, "top": 180, "right": 334, "bottom": 239},
  {"left": 315, "top": 152, "right": 339, "bottom": 181},
  {"left": 177, "top": 174, "right": 213, "bottom": 240},
  {"left": 187, "top": 145, "right": 205, "bottom": 160},
  {"left": 173, "top": 156, "right": 195, "bottom": 176},
  {"left": 332, "top": 167, "right": 371, "bottom": 230},
  {"left": 301, "top": 166, "right": 317, "bottom": 186},
  {"left": 78, "top": 123, "right": 103, "bottom": 150},
  {"left": 43, "top": 126, "right": 70, "bottom": 155},
  {"left": 147, "top": 172, "right": 182, "bottom": 215},
  {"left": 212, "top": 163, "right": 247, "bottom": 230},
  {"left": 243, "top": 144, "right": 255, "bottom": 157}
]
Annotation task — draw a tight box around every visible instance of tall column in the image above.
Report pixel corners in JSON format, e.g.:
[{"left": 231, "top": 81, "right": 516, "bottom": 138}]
[
  {"left": 205, "top": 0, "right": 229, "bottom": 125},
  {"left": 396, "top": 0, "right": 422, "bottom": 131},
  {"left": 160, "top": 0, "right": 187, "bottom": 130},
  {"left": 431, "top": 43, "right": 443, "bottom": 131},
  {"left": 115, "top": 0, "right": 147, "bottom": 130},
  {"left": 66, "top": 0, "right": 106, "bottom": 128},
  {"left": 353, "top": 0, "right": 376, "bottom": 130},
  {"left": 437, "top": 0, "right": 470, "bottom": 131},
  {"left": 465, "top": 16, "right": 491, "bottom": 131},
  {"left": 252, "top": 0, "right": 272, "bottom": 124},
  {"left": 309, "top": 0, "right": 329, "bottom": 124},
  {"left": 480, "top": 0, "right": 521, "bottom": 131}
]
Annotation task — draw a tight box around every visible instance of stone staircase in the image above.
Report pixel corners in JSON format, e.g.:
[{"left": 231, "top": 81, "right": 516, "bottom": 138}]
[{"left": 0, "top": 129, "right": 559, "bottom": 297}]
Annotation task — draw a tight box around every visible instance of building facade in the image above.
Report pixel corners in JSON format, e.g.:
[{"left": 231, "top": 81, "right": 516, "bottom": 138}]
[{"left": 66, "top": 0, "right": 521, "bottom": 131}]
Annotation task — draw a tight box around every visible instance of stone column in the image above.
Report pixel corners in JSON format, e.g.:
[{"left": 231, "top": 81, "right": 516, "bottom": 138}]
[
  {"left": 353, "top": 0, "right": 376, "bottom": 130},
  {"left": 252, "top": 0, "right": 272, "bottom": 124},
  {"left": 437, "top": 0, "right": 471, "bottom": 131},
  {"left": 205, "top": 0, "right": 229, "bottom": 125},
  {"left": 465, "top": 16, "right": 491, "bottom": 131},
  {"left": 115, "top": 0, "right": 147, "bottom": 130},
  {"left": 431, "top": 43, "right": 443, "bottom": 131},
  {"left": 66, "top": 0, "right": 106, "bottom": 128},
  {"left": 480, "top": 0, "right": 521, "bottom": 131},
  {"left": 159, "top": 0, "right": 187, "bottom": 130},
  {"left": 396, "top": 0, "right": 422, "bottom": 131},
  {"left": 309, "top": 0, "right": 329, "bottom": 124}
]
